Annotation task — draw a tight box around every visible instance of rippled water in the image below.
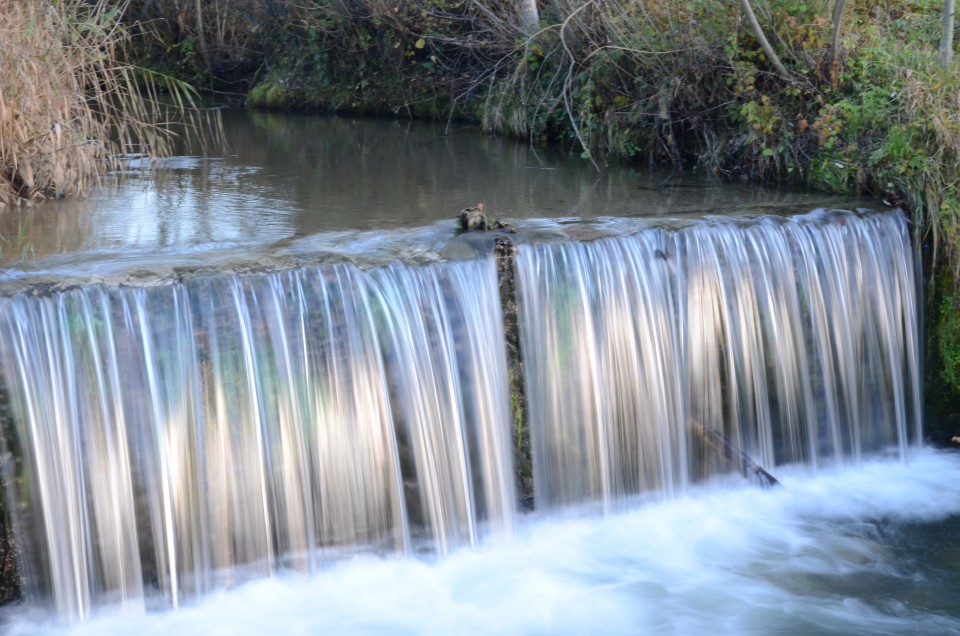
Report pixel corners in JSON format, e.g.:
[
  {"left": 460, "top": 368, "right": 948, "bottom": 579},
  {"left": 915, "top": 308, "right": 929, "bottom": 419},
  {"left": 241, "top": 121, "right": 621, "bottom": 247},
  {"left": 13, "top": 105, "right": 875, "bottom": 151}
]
[
  {"left": 0, "top": 111, "right": 867, "bottom": 290},
  {"left": 4, "top": 449, "right": 959, "bottom": 636}
]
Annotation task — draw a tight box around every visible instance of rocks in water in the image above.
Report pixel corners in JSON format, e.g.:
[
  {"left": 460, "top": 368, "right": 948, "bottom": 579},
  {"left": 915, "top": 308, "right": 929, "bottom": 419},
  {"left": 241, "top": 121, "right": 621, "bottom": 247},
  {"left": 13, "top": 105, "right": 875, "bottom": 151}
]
[
  {"left": 456, "top": 202, "right": 517, "bottom": 233},
  {"left": 458, "top": 203, "right": 487, "bottom": 232}
]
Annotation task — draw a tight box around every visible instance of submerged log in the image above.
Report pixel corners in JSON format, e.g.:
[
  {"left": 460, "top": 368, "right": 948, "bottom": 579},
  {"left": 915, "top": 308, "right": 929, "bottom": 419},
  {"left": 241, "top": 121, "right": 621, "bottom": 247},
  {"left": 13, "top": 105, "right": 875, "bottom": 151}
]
[{"left": 688, "top": 419, "right": 780, "bottom": 489}]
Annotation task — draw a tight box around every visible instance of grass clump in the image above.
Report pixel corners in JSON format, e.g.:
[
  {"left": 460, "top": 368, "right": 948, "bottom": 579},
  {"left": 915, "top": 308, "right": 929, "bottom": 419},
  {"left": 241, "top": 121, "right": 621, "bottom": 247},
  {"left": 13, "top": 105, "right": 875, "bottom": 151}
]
[{"left": 0, "top": 0, "right": 207, "bottom": 205}]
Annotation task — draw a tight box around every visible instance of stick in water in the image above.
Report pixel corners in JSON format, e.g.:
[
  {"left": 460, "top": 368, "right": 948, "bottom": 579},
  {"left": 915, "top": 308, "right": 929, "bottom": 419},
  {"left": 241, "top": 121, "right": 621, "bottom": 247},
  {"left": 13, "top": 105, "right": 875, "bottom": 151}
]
[{"left": 688, "top": 419, "right": 780, "bottom": 488}]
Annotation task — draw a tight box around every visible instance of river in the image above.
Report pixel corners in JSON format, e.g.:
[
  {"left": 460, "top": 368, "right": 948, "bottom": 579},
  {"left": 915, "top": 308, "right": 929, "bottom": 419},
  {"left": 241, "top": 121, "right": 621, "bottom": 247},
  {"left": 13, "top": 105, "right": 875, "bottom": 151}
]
[{"left": 0, "top": 111, "right": 957, "bottom": 635}]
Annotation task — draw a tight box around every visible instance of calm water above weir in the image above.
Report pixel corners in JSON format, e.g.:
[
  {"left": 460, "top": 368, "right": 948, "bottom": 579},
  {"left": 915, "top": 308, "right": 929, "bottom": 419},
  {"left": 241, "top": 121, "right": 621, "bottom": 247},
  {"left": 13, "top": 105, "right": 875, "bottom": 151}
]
[
  {"left": 1, "top": 113, "right": 959, "bottom": 635},
  {"left": 0, "top": 110, "right": 864, "bottom": 288}
]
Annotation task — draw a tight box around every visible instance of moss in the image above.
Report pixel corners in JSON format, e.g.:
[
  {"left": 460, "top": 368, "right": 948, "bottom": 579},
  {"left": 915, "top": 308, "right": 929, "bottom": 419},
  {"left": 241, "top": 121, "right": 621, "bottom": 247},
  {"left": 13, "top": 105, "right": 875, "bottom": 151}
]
[
  {"left": 0, "top": 382, "right": 22, "bottom": 606},
  {"left": 924, "top": 268, "right": 960, "bottom": 444},
  {"left": 937, "top": 295, "right": 960, "bottom": 391},
  {"left": 0, "top": 480, "right": 21, "bottom": 605}
]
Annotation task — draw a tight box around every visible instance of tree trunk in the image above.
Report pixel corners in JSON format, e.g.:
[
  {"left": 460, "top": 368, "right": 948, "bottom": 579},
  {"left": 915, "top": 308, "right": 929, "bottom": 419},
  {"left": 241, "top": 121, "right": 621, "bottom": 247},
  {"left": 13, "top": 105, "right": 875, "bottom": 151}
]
[
  {"left": 829, "top": 0, "right": 846, "bottom": 87},
  {"left": 519, "top": 0, "right": 539, "bottom": 30},
  {"left": 942, "top": 0, "right": 955, "bottom": 68},
  {"left": 739, "top": 0, "right": 791, "bottom": 81},
  {"left": 830, "top": 0, "right": 846, "bottom": 55},
  {"left": 194, "top": 0, "right": 211, "bottom": 78}
]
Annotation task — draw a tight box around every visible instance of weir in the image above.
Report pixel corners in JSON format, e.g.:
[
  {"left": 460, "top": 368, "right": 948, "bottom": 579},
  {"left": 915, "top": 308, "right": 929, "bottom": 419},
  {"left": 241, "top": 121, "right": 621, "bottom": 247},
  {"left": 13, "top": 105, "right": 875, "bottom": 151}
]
[{"left": 0, "top": 208, "right": 921, "bottom": 620}]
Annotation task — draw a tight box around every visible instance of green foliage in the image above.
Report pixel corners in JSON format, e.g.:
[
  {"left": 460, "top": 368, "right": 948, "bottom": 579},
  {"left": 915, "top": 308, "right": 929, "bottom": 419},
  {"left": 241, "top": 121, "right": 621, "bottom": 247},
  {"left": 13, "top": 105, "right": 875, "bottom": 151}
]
[{"left": 937, "top": 294, "right": 960, "bottom": 392}]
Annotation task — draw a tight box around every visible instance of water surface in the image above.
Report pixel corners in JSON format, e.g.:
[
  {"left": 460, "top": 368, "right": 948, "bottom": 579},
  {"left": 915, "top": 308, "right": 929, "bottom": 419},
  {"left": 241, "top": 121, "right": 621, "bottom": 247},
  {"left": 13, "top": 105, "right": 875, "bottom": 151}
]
[{"left": 0, "top": 111, "right": 873, "bottom": 289}]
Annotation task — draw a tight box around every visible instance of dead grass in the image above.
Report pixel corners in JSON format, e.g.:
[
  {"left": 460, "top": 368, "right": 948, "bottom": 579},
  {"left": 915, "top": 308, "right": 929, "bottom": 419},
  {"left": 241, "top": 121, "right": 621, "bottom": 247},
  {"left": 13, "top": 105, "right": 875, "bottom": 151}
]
[{"left": 0, "top": 0, "right": 206, "bottom": 205}]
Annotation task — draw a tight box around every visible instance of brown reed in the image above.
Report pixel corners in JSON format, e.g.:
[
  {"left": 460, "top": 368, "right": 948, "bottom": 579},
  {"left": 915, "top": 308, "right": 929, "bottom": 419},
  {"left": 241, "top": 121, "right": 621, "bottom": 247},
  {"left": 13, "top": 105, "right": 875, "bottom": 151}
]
[{"left": 0, "top": 0, "right": 205, "bottom": 205}]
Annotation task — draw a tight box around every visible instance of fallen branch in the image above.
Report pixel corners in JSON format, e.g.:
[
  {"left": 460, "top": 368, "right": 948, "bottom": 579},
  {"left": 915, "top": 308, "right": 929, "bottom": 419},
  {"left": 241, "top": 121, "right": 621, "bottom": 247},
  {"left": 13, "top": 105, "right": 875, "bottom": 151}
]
[{"left": 688, "top": 419, "right": 780, "bottom": 488}]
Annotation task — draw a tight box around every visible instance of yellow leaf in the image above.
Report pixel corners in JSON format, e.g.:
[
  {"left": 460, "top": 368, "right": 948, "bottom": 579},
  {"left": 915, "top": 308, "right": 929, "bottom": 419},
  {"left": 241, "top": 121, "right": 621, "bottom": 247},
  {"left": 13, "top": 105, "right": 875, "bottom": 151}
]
[{"left": 415, "top": 38, "right": 426, "bottom": 49}]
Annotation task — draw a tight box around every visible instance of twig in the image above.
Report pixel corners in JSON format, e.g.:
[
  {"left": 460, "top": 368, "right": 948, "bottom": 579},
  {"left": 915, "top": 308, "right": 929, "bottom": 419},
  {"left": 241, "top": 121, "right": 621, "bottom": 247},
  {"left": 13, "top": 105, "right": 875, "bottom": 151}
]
[{"left": 739, "top": 0, "right": 791, "bottom": 82}]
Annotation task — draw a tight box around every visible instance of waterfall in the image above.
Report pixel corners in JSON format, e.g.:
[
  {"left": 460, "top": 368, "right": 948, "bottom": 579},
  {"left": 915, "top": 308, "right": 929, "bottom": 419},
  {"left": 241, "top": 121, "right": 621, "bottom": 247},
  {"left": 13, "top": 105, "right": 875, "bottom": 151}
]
[
  {"left": 0, "top": 258, "right": 514, "bottom": 619},
  {"left": 0, "top": 208, "right": 921, "bottom": 619},
  {"left": 516, "top": 209, "right": 920, "bottom": 511}
]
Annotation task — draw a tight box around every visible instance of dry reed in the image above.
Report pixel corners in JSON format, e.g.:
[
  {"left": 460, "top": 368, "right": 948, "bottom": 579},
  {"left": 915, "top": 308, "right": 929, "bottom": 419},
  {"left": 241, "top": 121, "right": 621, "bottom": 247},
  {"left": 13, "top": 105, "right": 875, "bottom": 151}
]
[{"left": 0, "top": 0, "right": 204, "bottom": 205}]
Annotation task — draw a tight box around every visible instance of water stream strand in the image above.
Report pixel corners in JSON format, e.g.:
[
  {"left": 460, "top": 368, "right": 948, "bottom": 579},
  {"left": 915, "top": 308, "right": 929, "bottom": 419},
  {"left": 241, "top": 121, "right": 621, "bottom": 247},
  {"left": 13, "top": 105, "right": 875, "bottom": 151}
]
[{"left": 516, "top": 210, "right": 920, "bottom": 511}]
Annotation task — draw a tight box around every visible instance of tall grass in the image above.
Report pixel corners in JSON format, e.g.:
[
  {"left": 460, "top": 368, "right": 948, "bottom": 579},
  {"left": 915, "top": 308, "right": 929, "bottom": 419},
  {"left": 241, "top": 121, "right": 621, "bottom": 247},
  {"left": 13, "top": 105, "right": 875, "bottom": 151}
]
[{"left": 0, "top": 0, "right": 206, "bottom": 204}]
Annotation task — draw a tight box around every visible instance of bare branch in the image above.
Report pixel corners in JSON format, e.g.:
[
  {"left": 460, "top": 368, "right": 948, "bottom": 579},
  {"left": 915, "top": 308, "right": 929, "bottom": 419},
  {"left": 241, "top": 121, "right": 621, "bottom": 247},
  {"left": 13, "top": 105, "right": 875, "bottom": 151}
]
[{"left": 739, "top": 0, "right": 791, "bottom": 81}]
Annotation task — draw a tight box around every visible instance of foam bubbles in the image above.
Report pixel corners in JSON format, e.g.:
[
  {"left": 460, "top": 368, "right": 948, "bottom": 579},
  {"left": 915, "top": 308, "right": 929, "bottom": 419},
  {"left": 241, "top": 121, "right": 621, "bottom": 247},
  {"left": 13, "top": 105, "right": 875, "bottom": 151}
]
[{"left": 7, "top": 448, "right": 960, "bottom": 636}]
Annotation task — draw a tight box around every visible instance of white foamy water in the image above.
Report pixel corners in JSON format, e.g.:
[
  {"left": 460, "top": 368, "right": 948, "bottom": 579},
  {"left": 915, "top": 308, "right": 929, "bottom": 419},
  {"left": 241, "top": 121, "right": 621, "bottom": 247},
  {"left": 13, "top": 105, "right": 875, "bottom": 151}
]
[{"left": 6, "top": 447, "right": 959, "bottom": 636}]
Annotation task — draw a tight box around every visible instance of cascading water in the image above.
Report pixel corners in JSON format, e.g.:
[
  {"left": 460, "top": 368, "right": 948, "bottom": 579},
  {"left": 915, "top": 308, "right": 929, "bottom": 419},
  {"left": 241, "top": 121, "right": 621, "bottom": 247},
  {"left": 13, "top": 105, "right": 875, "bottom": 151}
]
[
  {"left": 0, "top": 207, "right": 922, "bottom": 623},
  {"left": 517, "top": 209, "right": 920, "bottom": 511},
  {"left": 0, "top": 258, "right": 515, "bottom": 620}
]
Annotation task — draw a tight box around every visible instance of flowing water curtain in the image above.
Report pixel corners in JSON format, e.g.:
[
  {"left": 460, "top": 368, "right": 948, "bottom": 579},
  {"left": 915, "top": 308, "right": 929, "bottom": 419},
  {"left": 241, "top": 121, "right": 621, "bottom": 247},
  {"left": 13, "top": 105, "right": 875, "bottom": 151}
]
[
  {"left": 0, "top": 256, "right": 516, "bottom": 617},
  {"left": 515, "top": 230, "right": 688, "bottom": 511},
  {"left": 679, "top": 219, "right": 801, "bottom": 471},
  {"left": 515, "top": 209, "right": 921, "bottom": 511},
  {"left": 0, "top": 210, "right": 919, "bottom": 617},
  {"left": 783, "top": 212, "right": 921, "bottom": 460},
  {"left": 193, "top": 267, "right": 407, "bottom": 570},
  {"left": 671, "top": 209, "right": 921, "bottom": 464},
  {"left": 369, "top": 258, "right": 515, "bottom": 553},
  {"left": 0, "top": 290, "right": 145, "bottom": 619}
]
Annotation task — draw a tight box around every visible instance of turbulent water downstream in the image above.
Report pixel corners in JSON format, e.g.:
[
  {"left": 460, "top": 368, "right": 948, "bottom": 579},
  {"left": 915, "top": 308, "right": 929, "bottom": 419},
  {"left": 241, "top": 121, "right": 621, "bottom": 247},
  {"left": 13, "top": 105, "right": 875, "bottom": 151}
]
[
  {"left": 6, "top": 450, "right": 960, "bottom": 636},
  {"left": 0, "top": 114, "right": 956, "bottom": 634}
]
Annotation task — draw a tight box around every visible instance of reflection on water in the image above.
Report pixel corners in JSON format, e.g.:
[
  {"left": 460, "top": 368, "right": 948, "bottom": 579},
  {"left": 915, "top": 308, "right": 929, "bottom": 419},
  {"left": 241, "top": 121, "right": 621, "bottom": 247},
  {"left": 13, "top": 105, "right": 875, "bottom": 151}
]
[{"left": 0, "top": 111, "right": 868, "bottom": 269}]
